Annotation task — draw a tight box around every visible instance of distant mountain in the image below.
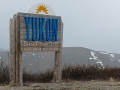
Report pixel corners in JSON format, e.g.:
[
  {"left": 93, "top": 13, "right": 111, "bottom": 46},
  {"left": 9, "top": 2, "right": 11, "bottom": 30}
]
[{"left": 0, "top": 47, "right": 120, "bottom": 72}]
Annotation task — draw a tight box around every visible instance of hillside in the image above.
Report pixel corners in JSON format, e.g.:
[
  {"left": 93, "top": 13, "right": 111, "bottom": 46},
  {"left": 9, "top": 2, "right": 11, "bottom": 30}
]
[{"left": 0, "top": 47, "right": 120, "bottom": 72}]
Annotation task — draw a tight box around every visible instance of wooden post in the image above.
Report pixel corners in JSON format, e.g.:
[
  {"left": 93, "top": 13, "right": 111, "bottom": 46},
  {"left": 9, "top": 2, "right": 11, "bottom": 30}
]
[
  {"left": 54, "top": 51, "right": 57, "bottom": 82},
  {"left": 15, "top": 13, "right": 23, "bottom": 86},
  {"left": 53, "top": 22, "right": 63, "bottom": 83},
  {"left": 59, "top": 22, "right": 63, "bottom": 82},
  {"left": 9, "top": 18, "right": 16, "bottom": 86},
  {"left": 54, "top": 51, "right": 61, "bottom": 82},
  {"left": 19, "top": 52, "right": 23, "bottom": 85}
]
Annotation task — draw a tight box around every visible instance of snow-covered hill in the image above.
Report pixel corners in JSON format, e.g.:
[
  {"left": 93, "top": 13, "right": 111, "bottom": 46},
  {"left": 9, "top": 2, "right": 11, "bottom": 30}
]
[{"left": 0, "top": 47, "right": 120, "bottom": 72}]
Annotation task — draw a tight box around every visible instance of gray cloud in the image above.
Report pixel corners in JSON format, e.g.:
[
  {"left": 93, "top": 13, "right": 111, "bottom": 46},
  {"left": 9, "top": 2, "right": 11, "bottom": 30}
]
[{"left": 0, "top": 0, "right": 120, "bottom": 53}]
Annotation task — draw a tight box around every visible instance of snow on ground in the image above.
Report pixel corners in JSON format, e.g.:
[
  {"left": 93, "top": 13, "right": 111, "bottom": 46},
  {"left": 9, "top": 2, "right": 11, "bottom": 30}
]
[
  {"left": 96, "top": 60, "right": 104, "bottom": 68},
  {"left": 99, "top": 52, "right": 108, "bottom": 54},
  {"left": 91, "top": 51, "right": 104, "bottom": 68},
  {"left": 109, "top": 54, "right": 115, "bottom": 58},
  {"left": 89, "top": 58, "right": 92, "bottom": 60},
  {"left": 96, "top": 60, "right": 104, "bottom": 66},
  {"left": 91, "top": 51, "right": 98, "bottom": 60},
  {"left": 33, "top": 54, "right": 35, "bottom": 56},
  {"left": 0, "top": 57, "right": 1, "bottom": 59}
]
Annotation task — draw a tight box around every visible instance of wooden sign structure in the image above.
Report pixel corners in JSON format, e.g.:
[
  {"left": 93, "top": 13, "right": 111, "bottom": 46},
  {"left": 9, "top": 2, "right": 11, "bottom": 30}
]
[{"left": 9, "top": 12, "right": 63, "bottom": 86}]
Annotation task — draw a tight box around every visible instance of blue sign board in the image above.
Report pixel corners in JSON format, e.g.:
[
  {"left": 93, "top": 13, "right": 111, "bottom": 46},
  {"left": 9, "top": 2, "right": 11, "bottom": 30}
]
[{"left": 24, "top": 17, "right": 58, "bottom": 42}]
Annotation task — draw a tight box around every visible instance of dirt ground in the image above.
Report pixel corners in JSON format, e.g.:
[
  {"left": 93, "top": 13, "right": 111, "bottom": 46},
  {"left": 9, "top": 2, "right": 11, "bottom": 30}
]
[{"left": 1, "top": 80, "right": 120, "bottom": 90}]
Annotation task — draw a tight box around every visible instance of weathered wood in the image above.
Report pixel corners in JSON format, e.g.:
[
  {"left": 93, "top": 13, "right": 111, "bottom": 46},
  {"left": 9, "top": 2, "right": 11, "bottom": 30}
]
[
  {"left": 20, "top": 41, "right": 60, "bottom": 46},
  {"left": 19, "top": 52, "right": 23, "bottom": 85},
  {"left": 9, "top": 18, "right": 16, "bottom": 86},
  {"left": 15, "top": 13, "right": 23, "bottom": 86},
  {"left": 21, "top": 47, "right": 59, "bottom": 52},
  {"left": 15, "top": 14, "right": 19, "bottom": 86},
  {"left": 53, "top": 22, "right": 63, "bottom": 83},
  {"left": 9, "top": 12, "right": 63, "bottom": 86},
  {"left": 20, "top": 35, "right": 61, "bottom": 41},
  {"left": 18, "top": 13, "right": 23, "bottom": 86},
  {"left": 19, "top": 13, "right": 62, "bottom": 42},
  {"left": 20, "top": 23, "right": 61, "bottom": 30},
  {"left": 58, "top": 22, "right": 63, "bottom": 82},
  {"left": 19, "top": 12, "right": 61, "bottom": 19},
  {"left": 20, "top": 31, "right": 61, "bottom": 36},
  {"left": 20, "top": 41, "right": 60, "bottom": 47},
  {"left": 54, "top": 51, "right": 57, "bottom": 82}
]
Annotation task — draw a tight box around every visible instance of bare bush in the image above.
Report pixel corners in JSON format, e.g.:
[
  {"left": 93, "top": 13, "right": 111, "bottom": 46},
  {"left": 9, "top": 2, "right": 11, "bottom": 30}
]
[{"left": 1, "top": 61, "right": 120, "bottom": 85}]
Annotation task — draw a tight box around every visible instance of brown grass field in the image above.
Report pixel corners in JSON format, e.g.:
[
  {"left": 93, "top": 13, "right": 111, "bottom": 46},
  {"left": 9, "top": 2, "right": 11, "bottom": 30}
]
[{"left": 1, "top": 62, "right": 120, "bottom": 89}]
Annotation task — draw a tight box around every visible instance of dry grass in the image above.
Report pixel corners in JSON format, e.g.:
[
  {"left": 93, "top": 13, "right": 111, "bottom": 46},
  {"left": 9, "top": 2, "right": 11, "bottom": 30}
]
[{"left": 1, "top": 61, "right": 120, "bottom": 85}]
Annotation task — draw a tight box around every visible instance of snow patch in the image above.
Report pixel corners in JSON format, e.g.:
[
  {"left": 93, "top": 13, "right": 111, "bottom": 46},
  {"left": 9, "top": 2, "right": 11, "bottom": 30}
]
[
  {"left": 91, "top": 51, "right": 104, "bottom": 68},
  {"left": 110, "top": 54, "right": 115, "bottom": 58},
  {"left": 89, "top": 58, "right": 92, "bottom": 60},
  {"left": 96, "top": 60, "right": 104, "bottom": 67},
  {"left": 39, "top": 56, "right": 41, "bottom": 57},
  {"left": 33, "top": 54, "right": 35, "bottom": 56},
  {"left": 0, "top": 57, "right": 1, "bottom": 59},
  {"left": 30, "top": 64, "right": 32, "bottom": 65},
  {"left": 91, "top": 51, "right": 98, "bottom": 60},
  {"left": 97, "top": 61, "right": 103, "bottom": 66},
  {"left": 99, "top": 52, "right": 108, "bottom": 54}
]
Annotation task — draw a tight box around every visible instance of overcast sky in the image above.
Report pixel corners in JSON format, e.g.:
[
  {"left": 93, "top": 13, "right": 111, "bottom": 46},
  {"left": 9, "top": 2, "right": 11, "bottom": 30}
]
[{"left": 0, "top": 0, "right": 120, "bottom": 53}]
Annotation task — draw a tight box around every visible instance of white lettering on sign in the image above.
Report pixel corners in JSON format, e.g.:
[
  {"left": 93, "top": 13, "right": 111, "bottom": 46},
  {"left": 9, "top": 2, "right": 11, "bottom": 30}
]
[
  {"left": 21, "top": 47, "right": 59, "bottom": 52},
  {"left": 20, "top": 41, "right": 60, "bottom": 47}
]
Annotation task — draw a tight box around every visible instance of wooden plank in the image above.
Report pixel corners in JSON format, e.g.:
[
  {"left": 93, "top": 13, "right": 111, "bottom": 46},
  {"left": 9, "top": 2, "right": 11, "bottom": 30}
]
[
  {"left": 20, "top": 22, "right": 61, "bottom": 29},
  {"left": 53, "top": 22, "right": 63, "bottom": 83},
  {"left": 20, "top": 34, "right": 61, "bottom": 40},
  {"left": 20, "top": 31, "right": 61, "bottom": 34},
  {"left": 19, "top": 52, "right": 22, "bottom": 85},
  {"left": 20, "top": 37, "right": 61, "bottom": 41},
  {"left": 13, "top": 15, "right": 16, "bottom": 85},
  {"left": 9, "top": 18, "right": 13, "bottom": 85},
  {"left": 20, "top": 32, "right": 61, "bottom": 36},
  {"left": 54, "top": 51, "right": 60, "bottom": 83},
  {"left": 53, "top": 51, "right": 57, "bottom": 82},
  {"left": 9, "top": 18, "right": 16, "bottom": 86},
  {"left": 58, "top": 22, "right": 63, "bottom": 82},
  {"left": 21, "top": 45, "right": 60, "bottom": 48},
  {"left": 15, "top": 14, "right": 19, "bottom": 86},
  {"left": 19, "top": 12, "right": 61, "bottom": 19},
  {"left": 21, "top": 47, "right": 60, "bottom": 52},
  {"left": 19, "top": 13, "right": 62, "bottom": 42},
  {"left": 15, "top": 13, "right": 23, "bottom": 86},
  {"left": 17, "top": 13, "right": 23, "bottom": 86},
  {"left": 20, "top": 41, "right": 60, "bottom": 47}
]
